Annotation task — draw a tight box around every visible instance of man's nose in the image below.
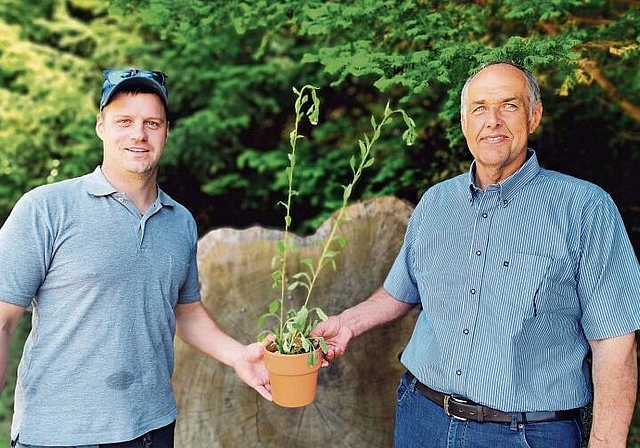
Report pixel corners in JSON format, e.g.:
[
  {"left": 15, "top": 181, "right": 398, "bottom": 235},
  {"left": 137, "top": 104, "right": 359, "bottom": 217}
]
[
  {"left": 129, "top": 123, "right": 148, "bottom": 141},
  {"left": 485, "top": 107, "right": 503, "bottom": 127}
]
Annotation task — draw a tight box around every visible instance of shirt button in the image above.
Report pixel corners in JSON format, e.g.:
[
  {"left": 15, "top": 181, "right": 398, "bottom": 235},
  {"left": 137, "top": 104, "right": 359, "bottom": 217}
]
[
  {"left": 463, "top": 329, "right": 469, "bottom": 335},
  {"left": 470, "top": 288, "right": 476, "bottom": 294},
  {"left": 482, "top": 213, "right": 488, "bottom": 218},
  {"left": 456, "top": 370, "right": 462, "bottom": 376},
  {"left": 117, "top": 197, "right": 124, "bottom": 203},
  {"left": 475, "top": 250, "right": 482, "bottom": 256}
]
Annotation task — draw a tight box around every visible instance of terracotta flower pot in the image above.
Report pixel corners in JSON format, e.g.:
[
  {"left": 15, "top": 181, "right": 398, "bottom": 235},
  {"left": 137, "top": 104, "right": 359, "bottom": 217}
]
[{"left": 264, "top": 347, "right": 323, "bottom": 408}]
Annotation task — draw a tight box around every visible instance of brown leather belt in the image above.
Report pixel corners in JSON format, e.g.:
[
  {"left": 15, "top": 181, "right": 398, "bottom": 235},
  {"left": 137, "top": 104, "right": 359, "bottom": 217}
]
[{"left": 406, "top": 372, "right": 581, "bottom": 423}]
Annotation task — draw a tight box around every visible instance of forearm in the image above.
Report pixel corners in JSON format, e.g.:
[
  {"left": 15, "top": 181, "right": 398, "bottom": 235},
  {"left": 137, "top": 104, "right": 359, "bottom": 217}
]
[
  {"left": 589, "top": 333, "right": 638, "bottom": 447},
  {"left": 0, "top": 302, "right": 25, "bottom": 394},
  {"left": 175, "top": 301, "right": 245, "bottom": 368},
  {"left": 0, "top": 329, "right": 11, "bottom": 393},
  {"left": 175, "top": 301, "right": 273, "bottom": 401},
  {"left": 339, "top": 287, "right": 415, "bottom": 338}
]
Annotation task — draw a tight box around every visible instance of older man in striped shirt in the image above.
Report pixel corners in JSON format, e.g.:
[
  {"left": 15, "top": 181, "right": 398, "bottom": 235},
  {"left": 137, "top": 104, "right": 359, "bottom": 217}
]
[{"left": 313, "top": 61, "right": 640, "bottom": 448}]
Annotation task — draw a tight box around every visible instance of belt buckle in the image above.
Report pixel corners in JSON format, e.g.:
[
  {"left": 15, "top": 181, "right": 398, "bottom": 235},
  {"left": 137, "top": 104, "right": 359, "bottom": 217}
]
[{"left": 444, "top": 395, "right": 468, "bottom": 421}]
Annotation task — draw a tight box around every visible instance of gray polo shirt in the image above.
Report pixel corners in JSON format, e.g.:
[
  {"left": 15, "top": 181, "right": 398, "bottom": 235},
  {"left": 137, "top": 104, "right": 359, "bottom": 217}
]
[{"left": 0, "top": 167, "right": 201, "bottom": 445}]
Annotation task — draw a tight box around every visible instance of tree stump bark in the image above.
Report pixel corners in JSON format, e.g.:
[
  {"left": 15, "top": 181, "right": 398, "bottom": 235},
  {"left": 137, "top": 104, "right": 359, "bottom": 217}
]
[{"left": 173, "top": 196, "right": 418, "bottom": 447}]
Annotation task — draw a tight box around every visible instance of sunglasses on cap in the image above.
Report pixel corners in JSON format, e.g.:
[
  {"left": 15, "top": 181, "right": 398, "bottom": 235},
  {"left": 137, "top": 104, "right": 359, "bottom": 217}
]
[{"left": 102, "top": 69, "right": 167, "bottom": 87}]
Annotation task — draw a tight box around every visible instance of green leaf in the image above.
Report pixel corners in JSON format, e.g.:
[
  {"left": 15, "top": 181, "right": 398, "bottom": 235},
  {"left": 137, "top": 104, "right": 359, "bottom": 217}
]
[
  {"left": 307, "top": 350, "right": 319, "bottom": 366},
  {"left": 358, "top": 140, "right": 367, "bottom": 156},
  {"left": 334, "top": 235, "right": 347, "bottom": 248},
  {"left": 314, "top": 308, "right": 328, "bottom": 321},
  {"left": 256, "top": 330, "right": 271, "bottom": 342},
  {"left": 318, "top": 337, "right": 328, "bottom": 354},
  {"left": 343, "top": 184, "right": 353, "bottom": 200},
  {"left": 292, "top": 271, "right": 312, "bottom": 283},
  {"left": 324, "top": 250, "right": 339, "bottom": 258},
  {"left": 300, "top": 258, "right": 315, "bottom": 271}
]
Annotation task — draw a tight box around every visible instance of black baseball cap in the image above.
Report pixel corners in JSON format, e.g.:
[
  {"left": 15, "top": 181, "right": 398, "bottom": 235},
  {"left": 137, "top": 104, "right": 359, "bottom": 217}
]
[{"left": 100, "top": 68, "right": 168, "bottom": 112}]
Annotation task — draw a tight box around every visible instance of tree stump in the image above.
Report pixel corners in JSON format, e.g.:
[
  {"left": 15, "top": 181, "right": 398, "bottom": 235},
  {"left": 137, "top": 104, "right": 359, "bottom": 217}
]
[{"left": 173, "top": 196, "right": 418, "bottom": 447}]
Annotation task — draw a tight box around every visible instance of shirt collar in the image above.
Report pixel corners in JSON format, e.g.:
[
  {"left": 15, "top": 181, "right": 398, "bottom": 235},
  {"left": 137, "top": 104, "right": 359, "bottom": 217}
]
[
  {"left": 85, "top": 166, "right": 117, "bottom": 197},
  {"left": 84, "top": 166, "right": 176, "bottom": 208},
  {"left": 156, "top": 189, "right": 176, "bottom": 208},
  {"left": 467, "top": 149, "right": 540, "bottom": 205}
]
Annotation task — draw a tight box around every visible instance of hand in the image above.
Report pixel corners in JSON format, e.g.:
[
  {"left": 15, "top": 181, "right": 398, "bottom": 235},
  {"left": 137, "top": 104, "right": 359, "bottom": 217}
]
[
  {"left": 231, "top": 340, "right": 272, "bottom": 401},
  {"left": 311, "top": 315, "right": 354, "bottom": 366}
]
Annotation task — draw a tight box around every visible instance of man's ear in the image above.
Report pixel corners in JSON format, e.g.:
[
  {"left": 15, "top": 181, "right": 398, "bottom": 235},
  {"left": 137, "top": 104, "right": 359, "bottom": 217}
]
[
  {"left": 529, "top": 103, "right": 543, "bottom": 134},
  {"left": 95, "top": 112, "right": 105, "bottom": 141},
  {"left": 460, "top": 112, "right": 468, "bottom": 140}
]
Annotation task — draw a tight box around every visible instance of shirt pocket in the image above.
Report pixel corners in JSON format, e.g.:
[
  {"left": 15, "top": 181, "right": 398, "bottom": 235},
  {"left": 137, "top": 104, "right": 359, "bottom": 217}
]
[{"left": 490, "top": 252, "right": 552, "bottom": 319}]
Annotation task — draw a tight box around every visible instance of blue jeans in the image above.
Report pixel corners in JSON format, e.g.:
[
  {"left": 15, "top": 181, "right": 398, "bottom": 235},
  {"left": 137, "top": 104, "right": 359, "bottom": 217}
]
[
  {"left": 395, "top": 373, "right": 584, "bottom": 448},
  {"left": 11, "top": 421, "right": 174, "bottom": 448}
]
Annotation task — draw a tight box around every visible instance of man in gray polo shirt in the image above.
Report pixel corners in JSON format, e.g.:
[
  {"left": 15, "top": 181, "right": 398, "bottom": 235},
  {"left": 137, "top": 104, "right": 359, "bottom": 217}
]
[{"left": 0, "top": 69, "right": 272, "bottom": 447}]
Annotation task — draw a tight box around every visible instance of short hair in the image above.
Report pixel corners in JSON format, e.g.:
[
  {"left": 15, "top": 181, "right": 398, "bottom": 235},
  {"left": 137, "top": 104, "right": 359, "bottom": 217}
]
[
  {"left": 460, "top": 60, "right": 542, "bottom": 116},
  {"left": 108, "top": 85, "right": 169, "bottom": 119}
]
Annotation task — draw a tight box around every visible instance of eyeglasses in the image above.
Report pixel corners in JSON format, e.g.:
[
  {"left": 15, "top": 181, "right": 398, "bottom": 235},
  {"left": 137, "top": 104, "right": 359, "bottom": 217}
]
[{"left": 102, "top": 69, "right": 167, "bottom": 87}]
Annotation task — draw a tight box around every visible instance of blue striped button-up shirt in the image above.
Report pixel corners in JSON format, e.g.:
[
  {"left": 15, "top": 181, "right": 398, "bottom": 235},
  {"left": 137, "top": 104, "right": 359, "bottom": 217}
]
[{"left": 384, "top": 149, "right": 640, "bottom": 412}]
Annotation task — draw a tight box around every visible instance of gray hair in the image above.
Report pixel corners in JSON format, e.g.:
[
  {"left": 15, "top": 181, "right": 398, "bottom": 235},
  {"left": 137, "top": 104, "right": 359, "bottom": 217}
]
[{"left": 460, "top": 61, "right": 542, "bottom": 116}]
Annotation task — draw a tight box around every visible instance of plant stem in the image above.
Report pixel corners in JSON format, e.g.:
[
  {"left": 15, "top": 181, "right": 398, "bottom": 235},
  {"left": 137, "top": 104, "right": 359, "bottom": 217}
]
[
  {"left": 302, "top": 106, "right": 416, "bottom": 307},
  {"left": 278, "top": 85, "right": 319, "bottom": 345}
]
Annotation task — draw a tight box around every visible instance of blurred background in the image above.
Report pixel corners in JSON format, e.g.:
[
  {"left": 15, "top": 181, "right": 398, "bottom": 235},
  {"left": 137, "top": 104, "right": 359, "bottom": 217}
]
[{"left": 0, "top": 0, "right": 638, "bottom": 446}]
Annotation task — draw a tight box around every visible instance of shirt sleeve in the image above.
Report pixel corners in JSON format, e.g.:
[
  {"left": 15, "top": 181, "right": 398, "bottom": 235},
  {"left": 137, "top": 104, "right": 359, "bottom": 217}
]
[
  {"left": 383, "top": 196, "right": 425, "bottom": 304},
  {"left": 177, "top": 217, "right": 202, "bottom": 305},
  {"left": 578, "top": 194, "right": 640, "bottom": 339},
  {"left": 0, "top": 192, "right": 52, "bottom": 307}
]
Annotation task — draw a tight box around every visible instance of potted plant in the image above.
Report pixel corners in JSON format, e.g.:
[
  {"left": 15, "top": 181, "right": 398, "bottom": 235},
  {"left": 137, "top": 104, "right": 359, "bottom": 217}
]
[{"left": 258, "top": 85, "right": 416, "bottom": 407}]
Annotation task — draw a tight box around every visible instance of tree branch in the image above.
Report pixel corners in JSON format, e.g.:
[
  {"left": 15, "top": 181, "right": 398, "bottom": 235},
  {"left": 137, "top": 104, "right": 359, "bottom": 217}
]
[{"left": 579, "top": 58, "right": 640, "bottom": 123}]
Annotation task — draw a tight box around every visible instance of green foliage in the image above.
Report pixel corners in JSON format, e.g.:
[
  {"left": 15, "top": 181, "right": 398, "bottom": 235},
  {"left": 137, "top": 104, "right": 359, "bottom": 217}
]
[
  {"left": 0, "top": 0, "right": 155, "bottom": 221},
  {"left": 2, "top": 0, "right": 639, "bottom": 243},
  {"left": 99, "top": 0, "right": 639, "bottom": 244},
  {"left": 1, "top": 0, "right": 639, "bottom": 441}
]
